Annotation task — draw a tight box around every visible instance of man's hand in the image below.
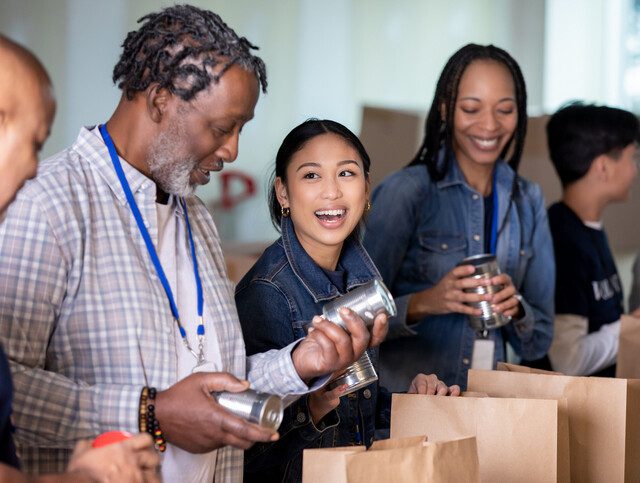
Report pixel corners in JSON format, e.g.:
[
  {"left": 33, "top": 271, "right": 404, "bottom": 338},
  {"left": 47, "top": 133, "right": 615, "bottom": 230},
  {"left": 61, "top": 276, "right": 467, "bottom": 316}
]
[
  {"left": 66, "top": 433, "right": 160, "bottom": 483},
  {"left": 407, "top": 373, "right": 461, "bottom": 396},
  {"left": 292, "top": 308, "right": 388, "bottom": 382},
  {"left": 154, "top": 372, "right": 279, "bottom": 453}
]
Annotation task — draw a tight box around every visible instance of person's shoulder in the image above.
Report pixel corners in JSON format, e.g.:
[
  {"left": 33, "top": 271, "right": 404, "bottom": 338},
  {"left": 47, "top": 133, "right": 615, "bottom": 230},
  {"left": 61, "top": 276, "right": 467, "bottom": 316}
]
[
  {"left": 20, "top": 146, "right": 86, "bottom": 200},
  {"left": 547, "top": 201, "right": 567, "bottom": 220},
  {"left": 547, "top": 203, "right": 593, "bottom": 260},
  {"left": 514, "top": 175, "right": 545, "bottom": 206},
  {"left": 547, "top": 202, "right": 581, "bottom": 232},
  {"left": 8, "top": 146, "right": 95, "bottom": 230},
  {"left": 234, "top": 241, "right": 293, "bottom": 322},
  {"left": 373, "top": 165, "right": 431, "bottom": 201},
  {"left": 235, "top": 239, "right": 289, "bottom": 294},
  {"left": 184, "top": 196, "right": 216, "bottom": 233},
  {"left": 377, "top": 165, "right": 430, "bottom": 188}
]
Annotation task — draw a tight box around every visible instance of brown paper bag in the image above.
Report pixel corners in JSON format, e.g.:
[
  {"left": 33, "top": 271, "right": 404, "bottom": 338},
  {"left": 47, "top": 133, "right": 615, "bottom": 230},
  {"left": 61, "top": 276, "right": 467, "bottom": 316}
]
[
  {"left": 302, "top": 434, "right": 480, "bottom": 483},
  {"left": 391, "top": 393, "right": 569, "bottom": 483},
  {"left": 302, "top": 446, "right": 365, "bottom": 483},
  {"left": 460, "top": 391, "right": 489, "bottom": 397},
  {"left": 497, "top": 361, "right": 561, "bottom": 375},
  {"left": 468, "top": 366, "right": 640, "bottom": 482},
  {"left": 616, "top": 314, "right": 640, "bottom": 379}
]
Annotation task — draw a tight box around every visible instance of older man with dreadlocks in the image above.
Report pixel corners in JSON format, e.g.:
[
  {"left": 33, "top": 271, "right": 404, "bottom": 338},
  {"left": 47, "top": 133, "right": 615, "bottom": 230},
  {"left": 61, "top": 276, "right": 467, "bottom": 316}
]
[{"left": 0, "top": 5, "right": 387, "bottom": 482}]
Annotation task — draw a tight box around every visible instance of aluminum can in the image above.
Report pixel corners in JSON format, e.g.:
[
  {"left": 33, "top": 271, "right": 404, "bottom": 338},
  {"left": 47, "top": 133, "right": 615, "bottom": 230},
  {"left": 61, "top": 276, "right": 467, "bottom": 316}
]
[
  {"left": 324, "top": 280, "right": 396, "bottom": 395},
  {"left": 457, "top": 253, "right": 511, "bottom": 331},
  {"left": 215, "top": 389, "right": 283, "bottom": 430},
  {"left": 322, "top": 279, "right": 397, "bottom": 329}
]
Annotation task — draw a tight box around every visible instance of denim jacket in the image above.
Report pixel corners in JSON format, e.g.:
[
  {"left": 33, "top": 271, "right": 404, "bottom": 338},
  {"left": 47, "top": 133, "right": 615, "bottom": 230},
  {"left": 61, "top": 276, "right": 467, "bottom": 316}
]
[
  {"left": 235, "top": 216, "right": 392, "bottom": 483},
  {"left": 363, "top": 159, "right": 554, "bottom": 390}
]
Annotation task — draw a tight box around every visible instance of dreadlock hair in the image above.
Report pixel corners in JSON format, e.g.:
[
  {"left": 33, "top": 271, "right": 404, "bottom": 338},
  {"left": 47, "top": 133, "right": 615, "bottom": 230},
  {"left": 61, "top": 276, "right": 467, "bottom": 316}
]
[
  {"left": 409, "top": 43, "right": 528, "bottom": 181},
  {"left": 112, "top": 4, "right": 267, "bottom": 101}
]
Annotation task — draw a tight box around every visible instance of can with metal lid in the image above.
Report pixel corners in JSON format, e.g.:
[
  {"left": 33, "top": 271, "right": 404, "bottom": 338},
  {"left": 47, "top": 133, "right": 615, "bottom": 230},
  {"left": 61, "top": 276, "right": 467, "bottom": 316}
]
[
  {"left": 457, "top": 253, "right": 511, "bottom": 332},
  {"left": 323, "top": 279, "right": 397, "bottom": 395},
  {"left": 322, "top": 279, "right": 397, "bottom": 330},
  {"left": 215, "top": 389, "right": 283, "bottom": 430}
]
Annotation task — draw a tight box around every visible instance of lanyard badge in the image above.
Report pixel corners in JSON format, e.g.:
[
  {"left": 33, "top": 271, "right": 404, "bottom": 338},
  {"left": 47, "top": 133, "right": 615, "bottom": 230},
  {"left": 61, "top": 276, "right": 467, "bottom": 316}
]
[
  {"left": 471, "top": 171, "right": 499, "bottom": 370},
  {"left": 99, "top": 124, "right": 208, "bottom": 370}
]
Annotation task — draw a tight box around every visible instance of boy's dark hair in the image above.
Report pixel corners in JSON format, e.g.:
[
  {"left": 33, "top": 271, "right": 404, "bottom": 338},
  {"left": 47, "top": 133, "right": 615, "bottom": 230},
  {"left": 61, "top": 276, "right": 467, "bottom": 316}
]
[
  {"left": 113, "top": 4, "right": 267, "bottom": 101},
  {"left": 409, "top": 43, "right": 528, "bottom": 180},
  {"left": 547, "top": 102, "right": 640, "bottom": 187},
  {"left": 269, "top": 119, "right": 371, "bottom": 229}
]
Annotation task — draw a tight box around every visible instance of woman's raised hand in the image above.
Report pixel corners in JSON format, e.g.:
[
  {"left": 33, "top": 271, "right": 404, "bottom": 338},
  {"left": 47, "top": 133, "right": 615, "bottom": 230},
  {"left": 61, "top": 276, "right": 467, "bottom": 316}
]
[
  {"left": 487, "top": 272, "right": 522, "bottom": 318},
  {"left": 407, "top": 264, "right": 492, "bottom": 320}
]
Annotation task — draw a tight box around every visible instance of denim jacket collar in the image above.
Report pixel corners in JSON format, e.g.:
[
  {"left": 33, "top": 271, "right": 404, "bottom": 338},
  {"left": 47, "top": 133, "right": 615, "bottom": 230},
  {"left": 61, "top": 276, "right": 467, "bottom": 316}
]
[
  {"left": 436, "top": 155, "right": 515, "bottom": 190},
  {"left": 437, "top": 155, "right": 517, "bottom": 238},
  {"left": 280, "top": 216, "right": 380, "bottom": 302}
]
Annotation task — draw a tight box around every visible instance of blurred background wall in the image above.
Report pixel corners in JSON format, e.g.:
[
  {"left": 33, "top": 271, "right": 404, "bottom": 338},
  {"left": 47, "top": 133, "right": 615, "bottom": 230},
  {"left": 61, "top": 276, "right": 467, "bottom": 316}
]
[{"left": 2, "top": 0, "right": 640, "bottom": 291}]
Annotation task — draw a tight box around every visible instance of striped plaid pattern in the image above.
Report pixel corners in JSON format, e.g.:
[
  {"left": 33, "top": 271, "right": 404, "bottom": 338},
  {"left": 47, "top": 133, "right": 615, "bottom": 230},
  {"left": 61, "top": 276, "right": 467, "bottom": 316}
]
[{"left": 0, "top": 127, "right": 309, "bottom": 481}]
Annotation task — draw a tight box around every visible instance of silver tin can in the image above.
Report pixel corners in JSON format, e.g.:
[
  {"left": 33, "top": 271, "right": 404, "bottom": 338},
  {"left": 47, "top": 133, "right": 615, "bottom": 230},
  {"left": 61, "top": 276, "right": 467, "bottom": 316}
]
[
  {"left": 215, "top": 389, "right": 283, "bottom": 430},
  {"left": 322, "top": 279, "right": 397, "bottom": 329},
  {"left": 324, "top": 280, "right": 397, "bottom": 395},
  {"left": 326, "top": 351, "right": 379, "bottom": 395},
  {"left": 457, "top": 253, "right": 511, "bottom": 331}
]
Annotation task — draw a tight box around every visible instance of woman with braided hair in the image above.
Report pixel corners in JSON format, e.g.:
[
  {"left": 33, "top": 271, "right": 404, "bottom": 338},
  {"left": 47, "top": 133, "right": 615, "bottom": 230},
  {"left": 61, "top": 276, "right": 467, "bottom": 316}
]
[{"left": 364, "top": 44, "right": 554, "bottom": 390}]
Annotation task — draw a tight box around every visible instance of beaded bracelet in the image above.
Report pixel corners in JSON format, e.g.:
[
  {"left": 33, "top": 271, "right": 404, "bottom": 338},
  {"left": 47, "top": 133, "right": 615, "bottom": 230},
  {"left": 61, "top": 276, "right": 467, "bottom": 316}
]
[
  {"left": 139, "top": 386, "right": 166, "bottom": 452},
  {"left": 138, "top": 386, "right": 149, "bottom": 433}
]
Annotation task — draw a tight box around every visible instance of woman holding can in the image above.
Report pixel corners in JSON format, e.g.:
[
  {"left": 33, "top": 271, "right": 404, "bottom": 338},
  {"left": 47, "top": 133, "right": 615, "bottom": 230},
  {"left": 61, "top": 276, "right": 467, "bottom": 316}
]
[
  {"left": 235, "top": 119, "right": 459, "bottom": 483},
  {"left": 363, "top": 44, "right": 554, "bottom": 391}
]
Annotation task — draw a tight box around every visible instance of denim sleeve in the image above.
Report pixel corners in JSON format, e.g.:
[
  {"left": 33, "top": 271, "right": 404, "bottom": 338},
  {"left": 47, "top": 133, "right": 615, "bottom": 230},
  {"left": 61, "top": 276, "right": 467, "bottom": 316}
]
[
  {"left": 245, "top": 394, "right": 339, "bottom": 473},
  {"left": 237, "top": 282, "right": 329, "bottom": 402},
  {"left": 364, "top": 171, "right": 421, "bottom": 339},
  {"left": 236, "top": 280, "right": 296, "bottom": 356},
  {"left": 375, "top": 382, "right": 392, "bottom": 430},
  {"left": 236, "top": 281, "right": 337, "bottom": 469},
  {"left": 504, "top": 188, "right": 555, "bottom": 360}
]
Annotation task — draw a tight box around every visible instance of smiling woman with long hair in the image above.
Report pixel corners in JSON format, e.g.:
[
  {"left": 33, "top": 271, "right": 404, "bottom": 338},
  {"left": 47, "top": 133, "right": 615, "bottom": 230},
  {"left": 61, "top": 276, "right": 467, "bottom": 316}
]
[
  {"left": 235, "top": 119, "right": 458, "bottom": 482},
  {"left": 363, "top": 44, "right": 554, "bottom": 390}
]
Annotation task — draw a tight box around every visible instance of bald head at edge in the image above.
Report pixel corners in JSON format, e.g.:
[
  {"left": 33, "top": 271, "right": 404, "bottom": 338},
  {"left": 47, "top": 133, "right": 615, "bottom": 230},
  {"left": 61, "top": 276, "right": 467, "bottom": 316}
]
[{"left": 0, "top": 35, "right": 56, "bottom": 213}]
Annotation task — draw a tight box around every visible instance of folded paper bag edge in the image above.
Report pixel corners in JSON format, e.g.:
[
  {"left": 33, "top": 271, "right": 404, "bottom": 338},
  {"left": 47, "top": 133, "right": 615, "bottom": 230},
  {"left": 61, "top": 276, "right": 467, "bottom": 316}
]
[{"left": 370, "top": 434, "right": 427, "bottom": 450}]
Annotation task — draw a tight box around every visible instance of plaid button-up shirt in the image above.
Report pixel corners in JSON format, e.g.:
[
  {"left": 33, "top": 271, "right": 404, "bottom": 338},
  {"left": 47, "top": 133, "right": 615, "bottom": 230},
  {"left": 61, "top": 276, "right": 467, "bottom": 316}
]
[{"left": 0, "top": 127, "right": 310, "bottom": 481}]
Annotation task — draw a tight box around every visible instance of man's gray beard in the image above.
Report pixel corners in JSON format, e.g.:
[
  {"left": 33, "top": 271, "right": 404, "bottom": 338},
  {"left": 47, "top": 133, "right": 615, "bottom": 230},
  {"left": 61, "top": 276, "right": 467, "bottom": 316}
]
[{"left": 147, "top": 119, "right": 198, "bottom": 198}]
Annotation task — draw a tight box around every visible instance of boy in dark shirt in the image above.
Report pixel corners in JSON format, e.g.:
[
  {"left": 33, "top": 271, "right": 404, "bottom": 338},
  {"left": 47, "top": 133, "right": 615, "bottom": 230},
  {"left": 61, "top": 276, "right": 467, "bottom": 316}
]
[{"left": 546, "top": 102, "right": 640, "bottom": 376}]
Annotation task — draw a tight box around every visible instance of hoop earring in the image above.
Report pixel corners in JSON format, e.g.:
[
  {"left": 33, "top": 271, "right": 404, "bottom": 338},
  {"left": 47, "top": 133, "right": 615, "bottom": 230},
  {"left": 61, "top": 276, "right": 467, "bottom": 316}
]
[
  {"left": 365, "top": 200, "right": 371, "bottom": 212},
  {"left": 281, "top": 206, "right": 290, "bottom": 217}
]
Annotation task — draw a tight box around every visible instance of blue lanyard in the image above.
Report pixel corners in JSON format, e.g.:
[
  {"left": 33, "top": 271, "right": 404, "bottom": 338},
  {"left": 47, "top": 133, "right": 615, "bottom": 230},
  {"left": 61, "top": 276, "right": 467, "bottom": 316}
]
[
  {"left": 99, "top": 124, "right": 206, "bottom": 363},
  {"left": 489, "top": 171, "right": 498, "bottom": 255}
]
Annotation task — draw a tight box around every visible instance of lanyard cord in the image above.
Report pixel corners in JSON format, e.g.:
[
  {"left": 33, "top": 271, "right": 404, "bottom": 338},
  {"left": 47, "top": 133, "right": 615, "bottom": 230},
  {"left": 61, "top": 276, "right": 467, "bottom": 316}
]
[
  {"left": 99, "top": 124, "right": 206, "bottom": 362},
  {"left": 489, "top": 170, "right": 498, "bottom": 255}
]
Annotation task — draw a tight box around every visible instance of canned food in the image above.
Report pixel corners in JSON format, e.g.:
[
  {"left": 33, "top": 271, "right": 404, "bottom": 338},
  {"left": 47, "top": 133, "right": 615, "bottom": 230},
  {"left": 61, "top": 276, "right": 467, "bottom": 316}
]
[
  {"left": 322, "top": 279, "right": 397, "bottom": 329},
  {"left": 215, "top": 389, "right": 283, "bottom": 430},
  {"left": 457, "top": 253, "right": 511, "bottom": 332},
  {"left": 323, "top": 280, "right": 396, "bottom": 395}
]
